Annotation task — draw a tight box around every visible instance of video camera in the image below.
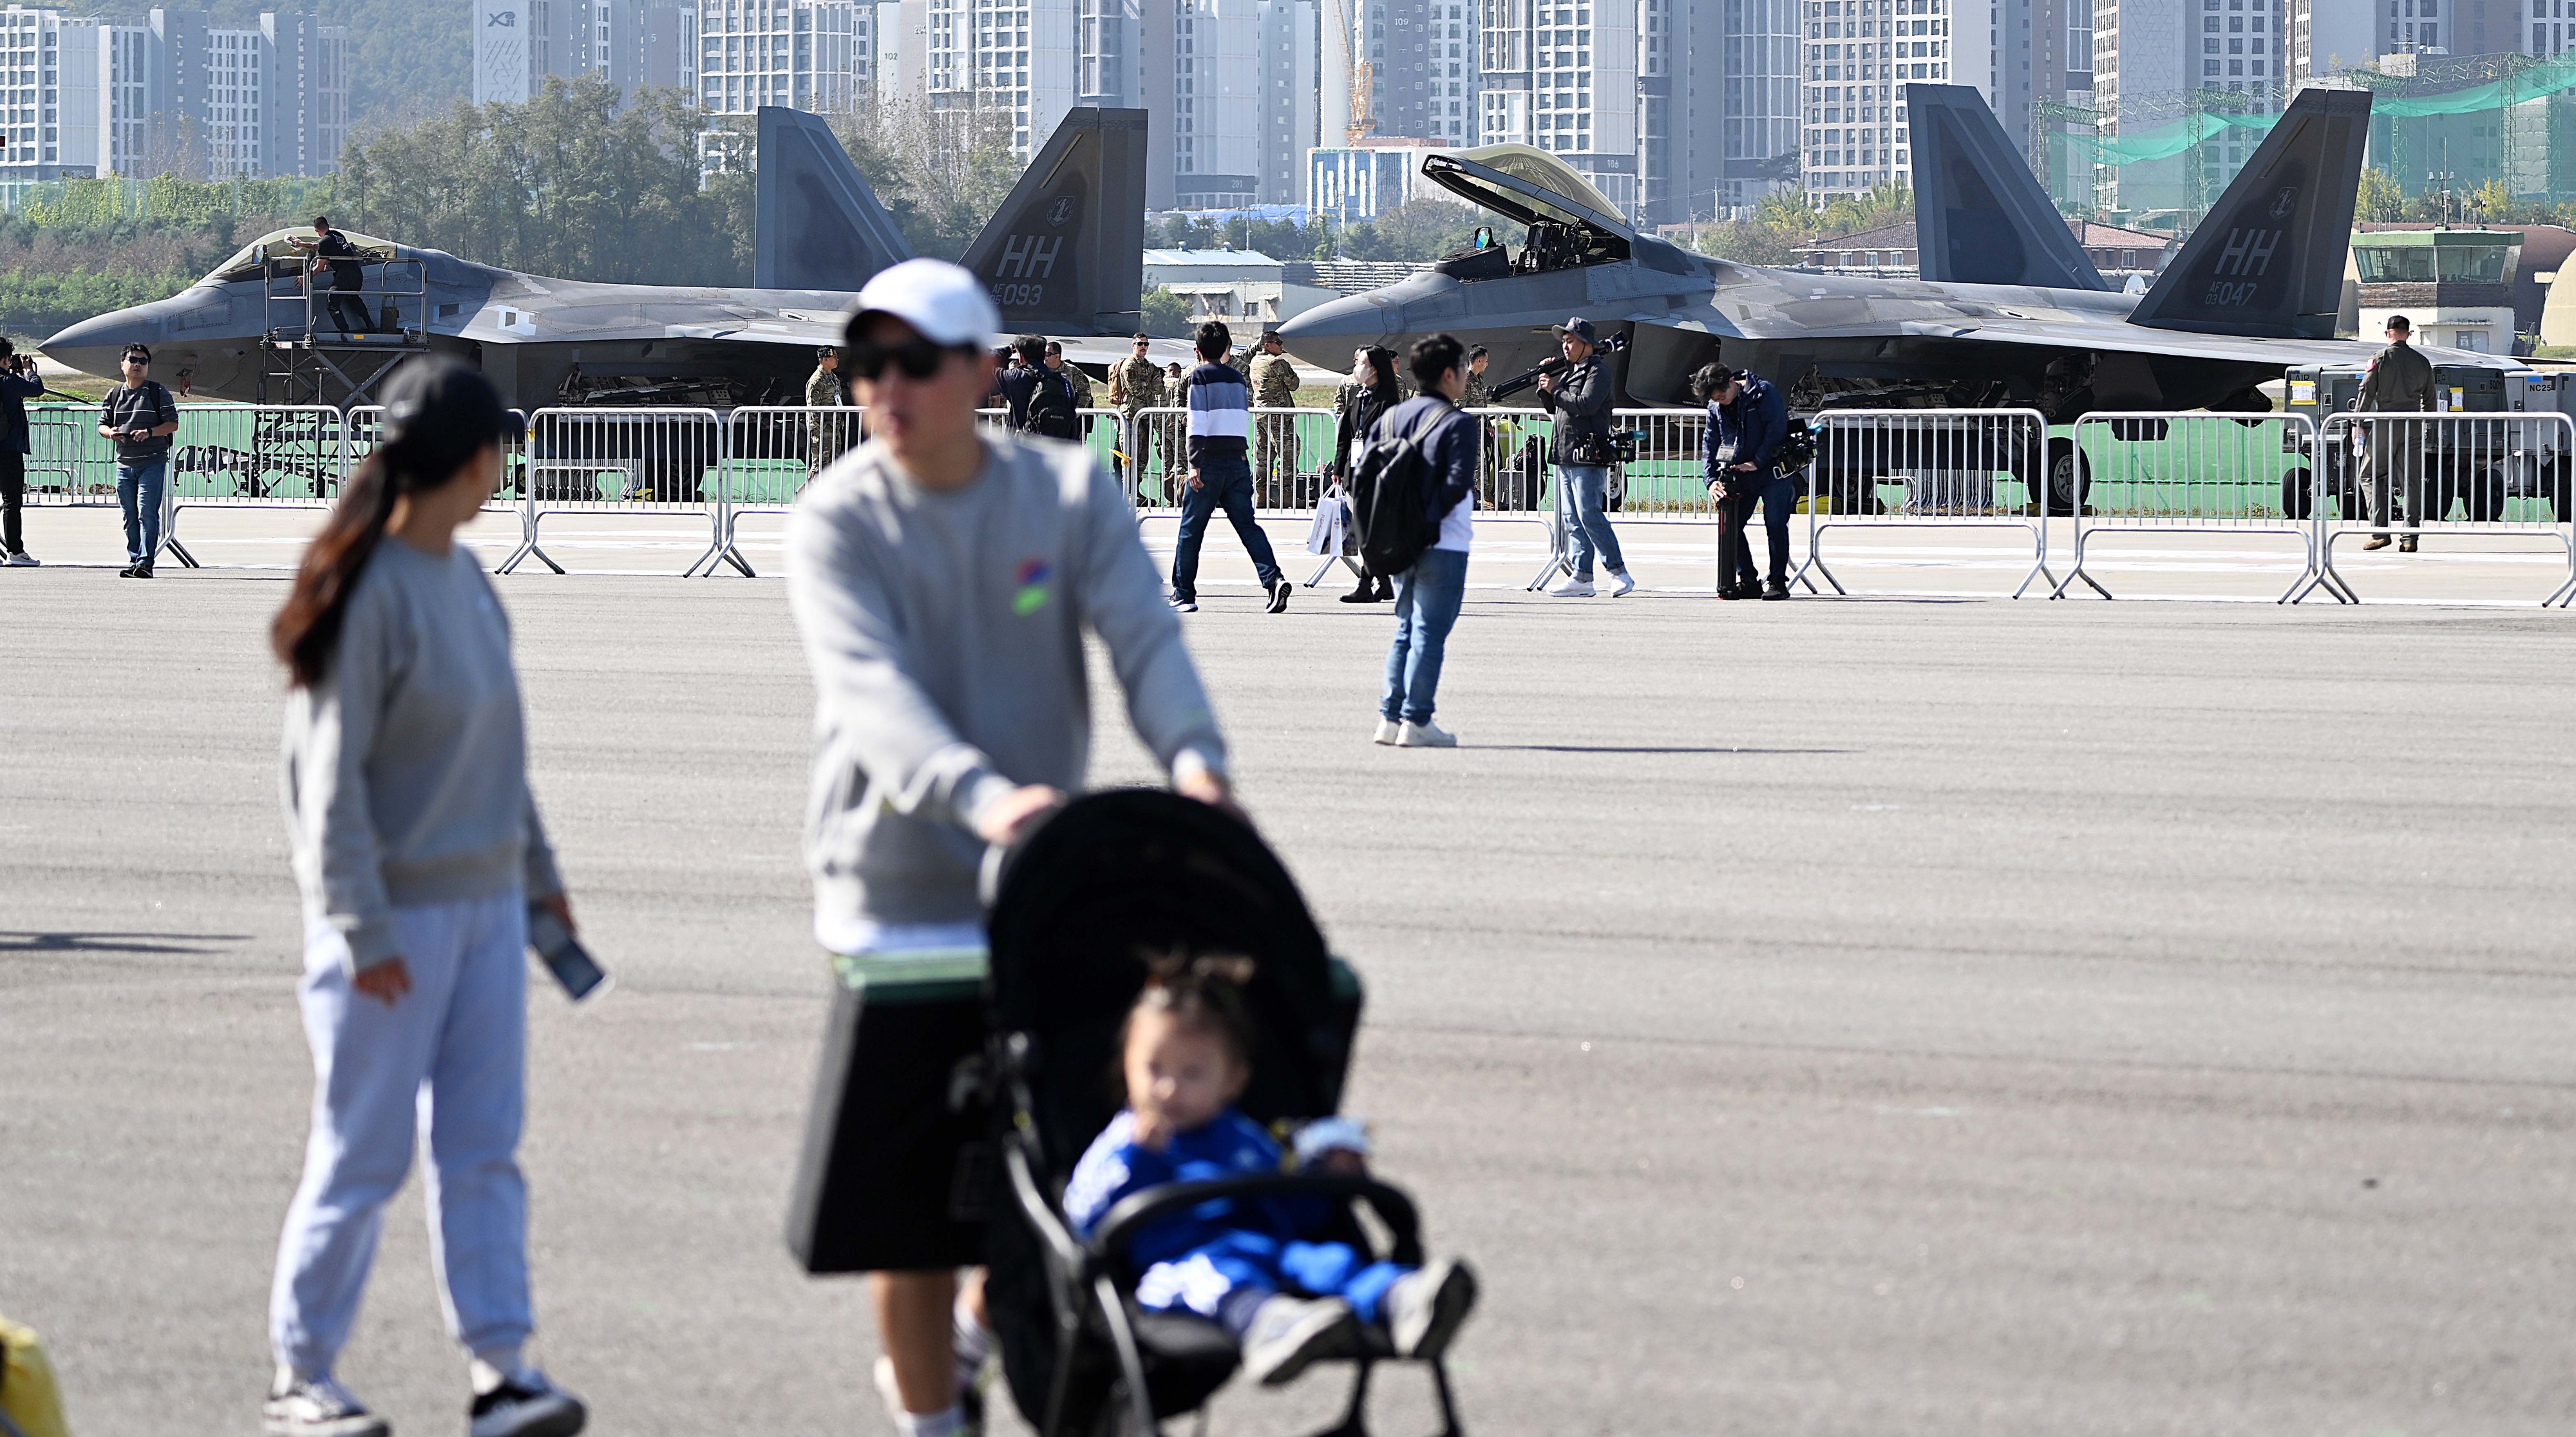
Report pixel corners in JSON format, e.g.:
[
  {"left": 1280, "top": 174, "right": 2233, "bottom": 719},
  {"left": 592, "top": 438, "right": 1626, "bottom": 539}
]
[{"left": 1490, "top": 332, "right": 1631, "bottom": 402}]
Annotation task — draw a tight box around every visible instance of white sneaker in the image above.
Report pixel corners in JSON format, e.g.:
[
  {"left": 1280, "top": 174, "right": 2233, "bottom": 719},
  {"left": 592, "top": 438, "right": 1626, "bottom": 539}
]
[
  {"left": 3, "top": 550, "right": 36, "bottom": 566},
  {"left": 1547, "top": 576, "right": 1596, "bottom": 597},
  {"left": 1169, "top": 596, "right": 1198, "bottom": 613},
  {"left": 1372, "top": 718, "right": 1401, "bottom": 745},
  {"left": 263, "top": 1375, "right": 390, "bottom": 1437},
  {"left": 1605, "top": 568, "right": 1636, "bottom": 597},
  {"left": 1396, "top": 720, "right": 1457, "bottom": 747}
]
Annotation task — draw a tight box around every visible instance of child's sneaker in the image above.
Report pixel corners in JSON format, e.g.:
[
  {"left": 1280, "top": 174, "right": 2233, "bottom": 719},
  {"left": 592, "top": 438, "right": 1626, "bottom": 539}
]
[
  {"left": 1384, "top": 1257, "right": 1479, "bottom": 1361},
  {"left": 1240, "top": 1294, "right": 1359, "bottom": 1385},
  {"left": 262, "top": 1375, "right": 390, "bottom": 1437},
  {"left": 875, "top": 1355, "right": 983, "bottom": 1436}
]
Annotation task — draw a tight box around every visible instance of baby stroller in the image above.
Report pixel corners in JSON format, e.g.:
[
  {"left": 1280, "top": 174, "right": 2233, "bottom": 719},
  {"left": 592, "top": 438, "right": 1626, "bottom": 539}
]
[{"left": 981, "top": 789, "right": 1468, "bottom": 1437}]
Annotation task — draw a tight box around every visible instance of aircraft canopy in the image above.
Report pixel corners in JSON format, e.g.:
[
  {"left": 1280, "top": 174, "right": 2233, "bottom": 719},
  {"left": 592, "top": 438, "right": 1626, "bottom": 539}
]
[
  {"left": 208, "top": 227, "right": 401, "bottom": 285},
  {"left": 1421, "top": 146, "right": 1633, "bottom": 238}
]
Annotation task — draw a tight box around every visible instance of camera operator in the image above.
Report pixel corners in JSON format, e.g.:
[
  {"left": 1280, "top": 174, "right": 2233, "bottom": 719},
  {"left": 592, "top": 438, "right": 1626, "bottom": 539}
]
[
  {"left": 0, "top": 339, "right": 46, "bottom": 566},
  {"left": 1535, "top": 316, "right": 1634, "bottom": 597},
  {"left": 1696, "top": 363, "right": 1792, "bottom": 601}
]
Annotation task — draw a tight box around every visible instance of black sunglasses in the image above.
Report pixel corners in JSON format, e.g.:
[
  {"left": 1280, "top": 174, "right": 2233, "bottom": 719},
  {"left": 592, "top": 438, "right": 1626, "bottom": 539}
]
[{"left": 846, "top": 335, "right": 973, "bottom": 381}]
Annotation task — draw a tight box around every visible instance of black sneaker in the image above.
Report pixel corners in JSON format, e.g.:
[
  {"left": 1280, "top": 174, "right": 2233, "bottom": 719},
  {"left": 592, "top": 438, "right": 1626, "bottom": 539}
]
[
  {"left": 117, "top": 563, "right": 138, "bottom": 578},
  {"left": 1267, "top": 578, "right": 1291, "bottom": 614},
  {"left": 469, "top": 1370, "right": 586, "bottom": 1437},
  {"left": 1383, "top": 1258, "right": 1479, "bottom": 1361},
  {"left": 1240, "top": 1295, "right": 1359, "bottom": 1386},
  {"left": 133, "top": 563, "right": 155, "bottom": 578},
  {"left": 263, "top": 1375, "right": 390, "bottom": 1437},
  {"left": 1762, "top": 578, "right": 1789, "bottom": 601}
]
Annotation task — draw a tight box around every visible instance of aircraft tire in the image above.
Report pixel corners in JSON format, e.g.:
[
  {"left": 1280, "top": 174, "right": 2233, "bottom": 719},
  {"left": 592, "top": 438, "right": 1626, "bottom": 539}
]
[
  {"left": 2278, "top": 466, "right": 2315, "bottom": 521},
  {"left": 2043, "top": 438, "right": 2087, "bottom": 516},
  {"left": 2551, "top": 455, "right": 2573, "bottom": 525}
]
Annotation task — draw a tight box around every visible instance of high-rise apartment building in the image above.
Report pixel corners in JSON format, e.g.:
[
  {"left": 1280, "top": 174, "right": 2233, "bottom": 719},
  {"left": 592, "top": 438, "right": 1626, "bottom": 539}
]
[
  {"left": 1801, "top": 0, "right": 1994, "bottom": 196},
  {"left": 1479, "top": 0, "right": 1640, "bottom": 211},
  {"left": 0, "top": 5, "right": 343, "bottom": 180},
  {"left": 482, "top": 0, "right": 697, "bottom": 106},
  {"left": 926, "top": 0, "right": 1075, "bottom": 154},
  {"left": 698, "top": 0, "right": 862, "bottom": 115},
  {"left": 2093, "top": 0, "right": 2284, "bottom": 212}
]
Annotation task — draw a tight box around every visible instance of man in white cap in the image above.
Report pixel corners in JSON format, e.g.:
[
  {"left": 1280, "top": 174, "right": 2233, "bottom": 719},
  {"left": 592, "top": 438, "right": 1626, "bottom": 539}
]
[{"left": 784, "top": 258, "right": 1238, "bottom": 1437}]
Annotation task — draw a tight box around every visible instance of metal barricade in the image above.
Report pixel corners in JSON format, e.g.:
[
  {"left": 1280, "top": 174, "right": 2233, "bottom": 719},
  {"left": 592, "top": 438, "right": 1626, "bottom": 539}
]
[
  {"left": 2058, "top": 411, "right": 2331, "bottom": 603},
  {"left": 714, "top": 405, "right": 865, "bottom": 577},
  {"left": 343, "top": 404, "right": 536, "bottom": 575},
  {"left": 20, "top": 402, "right": 117, "bottom": 509},
  {"left": 1805, "top": 408, "right": 2057, "bottom": 597},
  {"left": 520, "top": 407, "right": 726, "bottom": 577},
  {"left": 2315, "top": 410, "right": 2576, "bottom": 605},
  {"left": 1129, "top": 406, "right": 1189, "bottom": 516},
  {"left": 159, "top": 404, "right": 345, "bottom": 568}
]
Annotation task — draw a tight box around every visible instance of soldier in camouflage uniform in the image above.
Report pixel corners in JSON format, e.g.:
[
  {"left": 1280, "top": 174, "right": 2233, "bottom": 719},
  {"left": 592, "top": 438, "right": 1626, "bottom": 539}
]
[
  {"left": 1461, "top": 346, "right": 1492, "bottom": 408},
  {"left": 1247, "top": 330, "right": 1304, "bottom": 505},
  {"left": 805, "top": 345, "right": 850, "bottom": 478},
  {"left": 1106, "top": 333, "right": 1168, "bottom": 498}
]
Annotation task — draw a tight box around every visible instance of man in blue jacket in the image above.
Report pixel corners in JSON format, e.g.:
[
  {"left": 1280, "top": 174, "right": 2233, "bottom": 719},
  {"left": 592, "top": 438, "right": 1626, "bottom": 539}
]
[
  {"left": 1699, "top": 364, "right": 1792, "bottom": 601},
  {"left": 0, "top": 339, "right": 48, "bottom": 565}
]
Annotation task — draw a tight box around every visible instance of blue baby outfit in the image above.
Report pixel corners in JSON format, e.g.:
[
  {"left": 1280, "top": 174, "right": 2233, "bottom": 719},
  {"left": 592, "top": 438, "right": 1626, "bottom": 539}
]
[{"left": 1065, "top": 1107, "right": 1408, "bottom": 1329}]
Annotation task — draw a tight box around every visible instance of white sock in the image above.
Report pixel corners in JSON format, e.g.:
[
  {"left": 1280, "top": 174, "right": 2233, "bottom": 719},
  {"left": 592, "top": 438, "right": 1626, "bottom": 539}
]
[
  {"left": 898, "top": 1404, "right": 967, "bottom": 1437},
  {"left": 467, "top": 1352, "right": 528, "bottom": 1396},
  {"left": 953, "top": 1293, "right": 996, "bottom": 1374}
]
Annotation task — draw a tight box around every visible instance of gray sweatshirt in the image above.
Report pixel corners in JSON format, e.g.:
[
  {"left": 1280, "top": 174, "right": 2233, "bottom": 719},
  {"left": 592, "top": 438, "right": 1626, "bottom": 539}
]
[
  {"left": 282, "top": 538, "right": 564, "bottom": 970},
  {"left": 786, "top": 435, "right": 1227, "bottom": 931}
]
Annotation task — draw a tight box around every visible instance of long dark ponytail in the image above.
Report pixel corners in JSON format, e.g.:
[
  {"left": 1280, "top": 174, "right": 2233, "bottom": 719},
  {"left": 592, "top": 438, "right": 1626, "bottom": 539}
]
[{"left": 271, "top": 359, "right": 507, "bottom": 687}]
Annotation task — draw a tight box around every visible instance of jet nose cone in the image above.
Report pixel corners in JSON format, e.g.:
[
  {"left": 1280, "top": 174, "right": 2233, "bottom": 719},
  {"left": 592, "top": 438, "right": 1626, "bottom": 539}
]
[
  {"left": 1278, "top": 293, "right": 1393, "bottom": 366},
  {"left": 41, "top": 301, "right": 173, "bottom": 379}
]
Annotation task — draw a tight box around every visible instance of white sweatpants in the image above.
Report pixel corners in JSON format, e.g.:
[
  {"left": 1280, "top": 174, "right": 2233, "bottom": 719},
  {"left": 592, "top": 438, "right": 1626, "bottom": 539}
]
[{"left": 270, "top": 890, "right": 533, "bottom": 1380}]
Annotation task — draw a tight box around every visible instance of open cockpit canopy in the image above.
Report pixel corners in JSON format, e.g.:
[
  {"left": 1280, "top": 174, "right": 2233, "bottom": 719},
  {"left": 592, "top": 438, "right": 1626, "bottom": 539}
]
[
  {"left": 1420, "top": 146, "right": 1681, "bottom": 277},
  {"left": 207, "top": 227, "right": 400, "bottom": 285}
]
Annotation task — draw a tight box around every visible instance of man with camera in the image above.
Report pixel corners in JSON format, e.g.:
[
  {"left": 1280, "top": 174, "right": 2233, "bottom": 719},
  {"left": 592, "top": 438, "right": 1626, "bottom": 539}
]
[
  {"left": 0, "top": 339, "right": 47, "bottom": 566},
  {"left": 99, "top": 343, "right": 179, "bottom": 579},
  {"left": 1535, "top": 316, "right": 1634, "bottom": 597},
  {"left": 1698, "top": 363, "right": 1794, "bottom": 601}
]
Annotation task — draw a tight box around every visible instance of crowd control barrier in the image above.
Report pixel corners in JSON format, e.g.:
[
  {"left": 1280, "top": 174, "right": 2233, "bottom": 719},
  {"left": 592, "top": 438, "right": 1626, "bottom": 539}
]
[
  {"left": 21, "top": 403, "right": 118, "bottom": 509},
  {"left": 2058, "top": 411, "right": 2330, "bottom": 603},
  {"left": 1804, "top": 408, "right": 2057, "bottom": 598},
  {"left": 2315, "top": 411, "right": 2576, "bottom": 605},
  {"left": 716, "top": 405, "right": 865, "bottom": 576},
  {"left": 520, "top": 407, "right": 727, "bottom": 577}
]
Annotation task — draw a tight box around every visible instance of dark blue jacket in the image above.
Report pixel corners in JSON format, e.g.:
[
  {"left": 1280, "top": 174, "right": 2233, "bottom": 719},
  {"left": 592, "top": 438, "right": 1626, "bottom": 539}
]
[
  {"left": 1703, "top": 373, "right": 1787, "bottom": 480},
  {"left": 0, "top": 366, "right": 44, "bottom": 456},
  {"left": 1374, "top": 394, "right": 1478, "bottom": 520}
]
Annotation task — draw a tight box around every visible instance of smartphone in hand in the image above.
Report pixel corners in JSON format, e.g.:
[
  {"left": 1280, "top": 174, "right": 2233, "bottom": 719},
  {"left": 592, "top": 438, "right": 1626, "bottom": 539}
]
[{"left": 527, "top": 901, "right": 612, "bottom": 1002}]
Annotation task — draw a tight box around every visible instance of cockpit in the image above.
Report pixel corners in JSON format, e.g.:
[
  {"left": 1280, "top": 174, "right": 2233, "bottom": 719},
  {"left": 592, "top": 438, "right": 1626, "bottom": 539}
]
[
  {"left": 1421, "top": 146, "right": 1639, "bottom": 280},
  {"left": 206, "top": 227, "right": 401, "bottom": 286}
]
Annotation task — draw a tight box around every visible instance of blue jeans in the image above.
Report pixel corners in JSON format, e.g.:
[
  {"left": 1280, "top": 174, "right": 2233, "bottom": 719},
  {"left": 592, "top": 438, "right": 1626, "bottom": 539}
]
[
  {"left": 1381, "top": 547, "right": 1469, "bottom": 724},
  {"left": 117, "top": 458, "right": 167, "bottom": 566},
  {"left": 1719, "top": 471, "right": 1796, "bottom": 589},
  {"left": 1170, "top": 454, "right": 1283, "bottom": 601},
  {"left": 1555, "top": 463, "right": 1625, "bottom": 579}
]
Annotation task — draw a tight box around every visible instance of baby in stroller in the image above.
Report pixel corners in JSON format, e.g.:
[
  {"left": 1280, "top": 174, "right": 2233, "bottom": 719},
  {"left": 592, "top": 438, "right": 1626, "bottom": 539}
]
[{"left": 1062, "top": 953, "right": 1480, "bottom": 1389}]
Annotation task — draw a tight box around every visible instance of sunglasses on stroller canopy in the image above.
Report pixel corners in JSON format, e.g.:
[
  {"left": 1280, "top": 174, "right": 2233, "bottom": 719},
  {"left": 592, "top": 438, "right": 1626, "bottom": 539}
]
[{"left": 846, "top": 335, "right": 977, "bottom": 381}]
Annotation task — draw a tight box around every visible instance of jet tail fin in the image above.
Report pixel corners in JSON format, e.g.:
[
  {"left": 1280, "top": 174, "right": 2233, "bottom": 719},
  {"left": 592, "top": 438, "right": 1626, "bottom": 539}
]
[
  {"left": 1904, "top": 84, "right": 2107, "bottom": 291},
  {"left": 959, "top": 107, "right": 1149, "bottom": 336},
  {"left": 2127, "top": 87, "right": 2373, "bottom": 339},
  {"left": 755, "top": 106, "right": 913, "bottom": 290}
]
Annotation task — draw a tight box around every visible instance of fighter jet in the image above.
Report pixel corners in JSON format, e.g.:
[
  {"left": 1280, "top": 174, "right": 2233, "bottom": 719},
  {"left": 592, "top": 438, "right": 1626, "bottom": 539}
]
[
  {"left": 42, "top": 106, "right": 1164, "bottom": 410},
  {"left": 1276, "top": 86, "right": 2512, "bottom": 509}
]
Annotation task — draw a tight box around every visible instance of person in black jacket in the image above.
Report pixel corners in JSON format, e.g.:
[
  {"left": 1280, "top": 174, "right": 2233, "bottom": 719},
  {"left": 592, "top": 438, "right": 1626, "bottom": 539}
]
[
  {"left": 1536, "top": 316, "right": 1634, "bottom": 597},
  {"left": 1696, "top": 363, "right": 1794, "bottom": 600},
  {"left": 1372, "top": 333, "right": 1480, "bottom": 749},
  {"left": 287, "top": 217, "right": 375, "bottom": 336},
  {"left": 1327, "top": 345, "right": 1401, "bottom": 603},
  {"left": 0, "top": 338, "right": 48, "bottom": 565}
]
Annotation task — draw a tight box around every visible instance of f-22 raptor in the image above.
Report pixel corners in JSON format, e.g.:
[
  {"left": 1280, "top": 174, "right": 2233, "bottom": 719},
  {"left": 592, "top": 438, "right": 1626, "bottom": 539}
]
[
  {"left": 1278, "top": 85, "right": 2508, "bottom": 509},
  {"left": 42, "top": 106, "right": 1156, "bottom": 411}
]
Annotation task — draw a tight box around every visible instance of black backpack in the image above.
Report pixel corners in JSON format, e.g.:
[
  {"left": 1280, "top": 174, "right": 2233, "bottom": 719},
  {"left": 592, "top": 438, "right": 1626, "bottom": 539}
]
[
  {"left": 1347, "top": 400, "right": 1455, "bottom": 576},
  {"left": 1027, "top": 370, "right": 1081, "bottom": 440}
]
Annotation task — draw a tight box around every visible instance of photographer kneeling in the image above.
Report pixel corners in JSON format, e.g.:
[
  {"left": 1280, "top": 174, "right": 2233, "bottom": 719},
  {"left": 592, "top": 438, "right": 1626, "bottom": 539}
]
[{"left": 1697, "top": 363, "right": 1792, "bottom": 601}]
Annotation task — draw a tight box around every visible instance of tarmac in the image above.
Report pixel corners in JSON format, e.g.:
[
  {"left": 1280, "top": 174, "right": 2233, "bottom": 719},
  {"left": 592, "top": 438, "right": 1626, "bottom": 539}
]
[{"left": 5, "top": 503, "right": 2575, "bottom": 1436}]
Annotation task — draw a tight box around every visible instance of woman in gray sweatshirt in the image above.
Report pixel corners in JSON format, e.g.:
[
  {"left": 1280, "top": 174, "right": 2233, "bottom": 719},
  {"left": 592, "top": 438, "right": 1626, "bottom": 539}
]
[{"left": 265, "top": 360, "right": 586, "bottom": 1437}]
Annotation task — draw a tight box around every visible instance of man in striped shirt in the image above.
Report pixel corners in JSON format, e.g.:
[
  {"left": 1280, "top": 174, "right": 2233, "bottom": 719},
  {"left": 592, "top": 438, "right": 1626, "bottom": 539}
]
[{"left": 1169, "top": 321, "right": 1291, "bottom": 614}]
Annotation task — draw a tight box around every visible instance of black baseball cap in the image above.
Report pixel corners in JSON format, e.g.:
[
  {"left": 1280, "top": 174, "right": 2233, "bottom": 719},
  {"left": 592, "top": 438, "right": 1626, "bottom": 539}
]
[{"left": 382, "top": 357, "right": 515, "bottom": 448}]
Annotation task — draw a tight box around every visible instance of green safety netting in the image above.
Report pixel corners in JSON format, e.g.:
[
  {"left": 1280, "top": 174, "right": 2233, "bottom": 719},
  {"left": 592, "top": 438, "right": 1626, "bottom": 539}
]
[{"left": 2060, "top": 54, "right": 2576, "bottom": 167}]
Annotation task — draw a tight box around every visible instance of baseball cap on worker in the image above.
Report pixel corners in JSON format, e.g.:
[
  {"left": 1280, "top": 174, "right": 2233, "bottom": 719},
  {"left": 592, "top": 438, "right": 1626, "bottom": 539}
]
[
  {"left": 844, "top": 258, "right": 1001, "bottom": 350},
  {"left": 381, "top": 355, "right": 516, "bottom": 449},
  {"left": 1552, "top": 316, "right": 1599, "bottom": 344}
]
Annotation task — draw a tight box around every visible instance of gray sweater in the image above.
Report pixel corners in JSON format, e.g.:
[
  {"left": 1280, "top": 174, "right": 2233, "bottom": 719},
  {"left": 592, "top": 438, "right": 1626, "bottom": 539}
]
[
  {"left": 786, "top": 435, "right": 1227, "bottom": 931},
  {"left": 282, "top": 539, "right": 564, "bottom": 970}
]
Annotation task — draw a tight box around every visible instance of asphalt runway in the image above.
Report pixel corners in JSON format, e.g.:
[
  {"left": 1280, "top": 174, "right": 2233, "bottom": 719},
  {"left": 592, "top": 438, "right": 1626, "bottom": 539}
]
[{"left": 6, "top": 526, "right": 2575, "bottom": 1436}]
